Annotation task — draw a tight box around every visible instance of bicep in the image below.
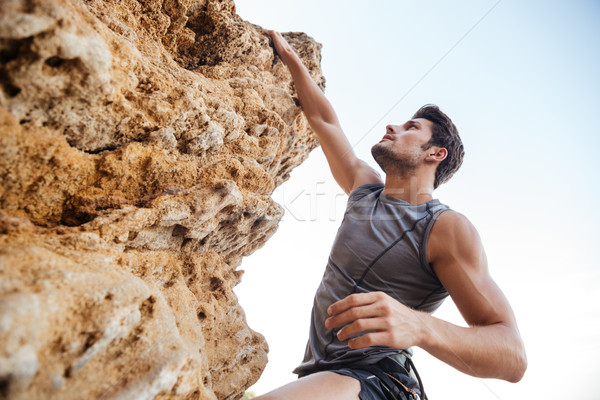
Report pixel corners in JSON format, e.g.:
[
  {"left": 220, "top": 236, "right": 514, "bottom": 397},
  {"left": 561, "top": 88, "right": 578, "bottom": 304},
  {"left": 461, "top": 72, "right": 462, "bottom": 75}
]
[
  {"left": 314, "top": 121, "right": 382, "bottom": 194},
  {"left": 430, "top": 212, "right": 518, "bottom": 328}
]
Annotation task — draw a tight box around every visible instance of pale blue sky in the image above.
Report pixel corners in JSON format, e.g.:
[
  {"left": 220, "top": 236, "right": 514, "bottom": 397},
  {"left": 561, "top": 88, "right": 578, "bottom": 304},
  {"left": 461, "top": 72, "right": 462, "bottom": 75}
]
[{"left": 234, "top": 1, "right": 600, "bottom": 398}]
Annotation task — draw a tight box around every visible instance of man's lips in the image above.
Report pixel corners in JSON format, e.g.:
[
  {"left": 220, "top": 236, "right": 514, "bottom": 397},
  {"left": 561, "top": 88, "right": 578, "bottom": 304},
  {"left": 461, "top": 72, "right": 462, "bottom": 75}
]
[{"left": 380, "top": 134, "right": 394, "bottom": 142}]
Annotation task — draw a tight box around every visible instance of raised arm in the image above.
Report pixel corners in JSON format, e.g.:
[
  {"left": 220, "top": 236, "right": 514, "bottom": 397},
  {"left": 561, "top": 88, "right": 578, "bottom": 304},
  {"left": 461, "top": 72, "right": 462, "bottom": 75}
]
[{"left": 263, "top": 29, "right": 381, "bottom": 194}]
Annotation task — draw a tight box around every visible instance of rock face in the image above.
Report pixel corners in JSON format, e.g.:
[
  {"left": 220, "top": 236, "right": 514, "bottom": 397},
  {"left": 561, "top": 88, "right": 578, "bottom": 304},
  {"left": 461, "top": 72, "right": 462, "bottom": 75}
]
[{"left": 0, "top": 1, "right": 323, "bottom": 399}]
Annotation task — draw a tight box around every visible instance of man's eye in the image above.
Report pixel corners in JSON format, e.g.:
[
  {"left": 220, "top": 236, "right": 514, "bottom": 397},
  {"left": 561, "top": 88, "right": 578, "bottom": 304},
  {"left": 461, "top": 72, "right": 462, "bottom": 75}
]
[{"left": 408, "top": 125, "right": 417, "bottom": 130}]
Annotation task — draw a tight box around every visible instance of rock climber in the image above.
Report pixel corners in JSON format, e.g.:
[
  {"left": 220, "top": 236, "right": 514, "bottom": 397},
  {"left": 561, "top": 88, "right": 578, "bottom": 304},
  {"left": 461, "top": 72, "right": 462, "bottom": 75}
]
[{"left": 256, "top": 29, "right": 527, "bottom": 400}]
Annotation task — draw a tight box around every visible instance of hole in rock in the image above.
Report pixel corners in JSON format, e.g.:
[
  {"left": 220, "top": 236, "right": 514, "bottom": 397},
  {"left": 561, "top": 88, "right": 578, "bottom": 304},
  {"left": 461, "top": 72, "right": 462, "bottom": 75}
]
[
  {"left": 82, "top": 331, "right": 101, "bottom": 352},
  {"left": 42, "top": 56, "right": 84, "bottom": 76},
  {"left": 252, "top": 217, "right": 266, "bottom": 230},
  {"left": 0, "top": 48, "right": 18, "bottom": 63},
  {"left": 163, "top": 278, "right": 177, "bottom": 288},
  {"left": 0, "top": 70, "right": 21, "bottom": 98},
  {"left": 1, "top": 82, "right": 20, "bottom": 98},
  {"left": 139, "top": 296, "right": 156, "bottom": 317},
  {"left": 0, "top": 38, "right": 28, "bottom": 64},
  {"left": 78, "top": 144, "right": 118, "bottom": 155},
  {"left": 45, "top": 56, "right": 65, "bottom": 68},
  {"left": 209, "top": 277, "right": 222, "bottom": 291},
  {"left": 0, "top": 376, "right": 9, "bottom": 398},
  {"left": 179, "top": 9, "right": 231, "bottom": 68},
  {"left": 172, "top": 224, "right": 188, "bottom": 237},
  {"left": 185, "top": 11, "right": 215, "bottom": 38}
]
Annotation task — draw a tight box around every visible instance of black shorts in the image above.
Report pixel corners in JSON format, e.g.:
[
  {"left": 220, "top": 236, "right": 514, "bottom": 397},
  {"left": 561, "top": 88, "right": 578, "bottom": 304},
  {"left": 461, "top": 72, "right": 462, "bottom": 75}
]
[{"left": 330, "top": 354, "right": 424, "bottom": 400}]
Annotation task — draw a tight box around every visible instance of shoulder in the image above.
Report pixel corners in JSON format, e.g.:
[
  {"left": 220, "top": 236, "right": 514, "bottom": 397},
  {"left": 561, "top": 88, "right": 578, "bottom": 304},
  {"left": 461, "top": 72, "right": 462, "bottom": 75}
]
[
  {"left": 430, "top": 209, "right": 478, "bottom": 238},
  {"left": 348, "top": 161, "right": 383, "bottom": 194},
  {"left": 428, "top": 210, "right": 484, "bottom": 268},
  {"left": 347, "top": 181, "right": 384, "bottom": 204}
]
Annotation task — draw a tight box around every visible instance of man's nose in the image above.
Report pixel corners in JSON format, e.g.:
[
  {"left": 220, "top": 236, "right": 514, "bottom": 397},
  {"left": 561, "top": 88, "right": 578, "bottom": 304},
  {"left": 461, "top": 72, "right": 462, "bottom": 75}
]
[{"left": 386, "top": 125, "right": 397, "bottom": 134}]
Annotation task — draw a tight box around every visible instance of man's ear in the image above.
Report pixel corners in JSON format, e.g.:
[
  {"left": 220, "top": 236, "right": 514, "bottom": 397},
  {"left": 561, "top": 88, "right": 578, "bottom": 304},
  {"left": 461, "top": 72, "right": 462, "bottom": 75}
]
[{"left": 425, "top": 147, "right": 447, "bottom": 163}]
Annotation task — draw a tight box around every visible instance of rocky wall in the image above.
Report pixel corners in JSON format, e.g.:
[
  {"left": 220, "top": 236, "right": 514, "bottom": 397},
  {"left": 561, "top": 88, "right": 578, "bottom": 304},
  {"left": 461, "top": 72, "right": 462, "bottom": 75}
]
[{"left": 0, "top": 0, "right": 324, "bottom": 398}]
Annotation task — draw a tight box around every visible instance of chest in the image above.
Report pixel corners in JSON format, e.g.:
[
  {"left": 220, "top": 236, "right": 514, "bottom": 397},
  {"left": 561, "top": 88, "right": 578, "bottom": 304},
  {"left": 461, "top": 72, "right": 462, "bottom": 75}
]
[{"left": 329, "top": 205, "right": 429, "bottom": 282}]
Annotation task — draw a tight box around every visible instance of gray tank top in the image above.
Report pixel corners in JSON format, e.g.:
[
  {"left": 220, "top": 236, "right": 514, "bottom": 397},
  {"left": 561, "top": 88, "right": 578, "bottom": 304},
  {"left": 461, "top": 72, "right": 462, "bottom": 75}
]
[{"left": 294, "top": 183, "right": 450, "bottom": 376}]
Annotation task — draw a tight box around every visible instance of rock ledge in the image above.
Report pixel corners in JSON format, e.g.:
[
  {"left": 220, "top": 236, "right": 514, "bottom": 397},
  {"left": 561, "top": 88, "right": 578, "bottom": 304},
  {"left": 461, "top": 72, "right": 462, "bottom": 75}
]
[{"left": 0, "top": 1, "right": 323, "bottom": 398}]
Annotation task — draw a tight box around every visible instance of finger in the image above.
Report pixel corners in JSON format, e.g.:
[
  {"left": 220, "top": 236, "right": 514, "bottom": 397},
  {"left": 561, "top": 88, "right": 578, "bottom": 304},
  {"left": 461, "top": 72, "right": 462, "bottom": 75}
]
[
  {"left": 327, "top": 292, "right": 384, "bottom": 317},
  {"left": 347, "top": 331, "right": 391, "bottom": 350},
  {"left": 325, "top": 302, "right": 385, "bottom": 330},
  {"left": 336, "top": 316, "right": 389, "bottom": 341}
]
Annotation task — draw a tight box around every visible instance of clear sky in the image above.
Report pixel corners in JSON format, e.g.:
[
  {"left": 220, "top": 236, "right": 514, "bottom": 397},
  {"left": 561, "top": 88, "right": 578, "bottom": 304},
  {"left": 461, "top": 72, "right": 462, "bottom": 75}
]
[{"left": 234, "top": 1, "right": 600, "bottom": 398}]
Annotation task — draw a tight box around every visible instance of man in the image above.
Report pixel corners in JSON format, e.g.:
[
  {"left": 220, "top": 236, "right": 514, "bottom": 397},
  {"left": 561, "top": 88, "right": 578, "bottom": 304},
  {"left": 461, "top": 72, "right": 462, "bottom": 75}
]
[{"left": 257, "top": 30, "right": 527, "bottom": 400}]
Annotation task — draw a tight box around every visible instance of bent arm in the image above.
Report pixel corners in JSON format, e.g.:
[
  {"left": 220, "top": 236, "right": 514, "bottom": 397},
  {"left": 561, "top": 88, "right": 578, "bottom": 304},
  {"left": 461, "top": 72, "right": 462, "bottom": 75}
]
[
  {"left": 263, "top": 30, "right": 381, "bottom": 193},
  {"left": 423, "top": 211, "right": 528, "bottom": 382},
  {"left": 326, "top": 211, "right": 527, "bottom": 383}
]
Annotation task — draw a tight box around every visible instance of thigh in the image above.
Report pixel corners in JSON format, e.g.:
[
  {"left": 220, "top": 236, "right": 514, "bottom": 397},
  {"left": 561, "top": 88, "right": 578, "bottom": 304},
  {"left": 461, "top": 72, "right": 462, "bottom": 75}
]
[{"left": 254, "top": 371, "right": 361, "bottom": 400}]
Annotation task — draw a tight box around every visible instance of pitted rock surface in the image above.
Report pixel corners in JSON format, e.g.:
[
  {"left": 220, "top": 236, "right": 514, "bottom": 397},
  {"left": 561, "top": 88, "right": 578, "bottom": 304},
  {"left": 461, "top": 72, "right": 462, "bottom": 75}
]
[{"left": 0, "top": 0, "right": 324, "bottom": 398}]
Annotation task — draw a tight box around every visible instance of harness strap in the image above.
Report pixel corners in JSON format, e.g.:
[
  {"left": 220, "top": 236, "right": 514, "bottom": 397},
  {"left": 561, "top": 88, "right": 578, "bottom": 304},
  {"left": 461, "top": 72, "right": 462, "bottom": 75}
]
[
  {"left": 360, "top": 365, "right": 411, "bottom": 400},
  {"left": 371, "top": 353, "right": 429, "bottom": 400},
  {"left": 404, "top": 355, "right": 428, "bottom": 400}
]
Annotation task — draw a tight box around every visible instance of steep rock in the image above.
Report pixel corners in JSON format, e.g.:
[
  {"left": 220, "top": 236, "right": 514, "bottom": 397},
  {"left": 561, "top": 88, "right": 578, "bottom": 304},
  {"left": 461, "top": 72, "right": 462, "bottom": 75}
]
[{"left": 0, "top": 0, "right": 323, "bottom": 399}]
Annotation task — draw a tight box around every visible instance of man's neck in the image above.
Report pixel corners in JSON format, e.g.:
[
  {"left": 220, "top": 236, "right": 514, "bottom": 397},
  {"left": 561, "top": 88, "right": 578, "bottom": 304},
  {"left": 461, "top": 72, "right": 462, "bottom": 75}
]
[{"left": 382, "top": 173, "right": 435, "bottom": 205}]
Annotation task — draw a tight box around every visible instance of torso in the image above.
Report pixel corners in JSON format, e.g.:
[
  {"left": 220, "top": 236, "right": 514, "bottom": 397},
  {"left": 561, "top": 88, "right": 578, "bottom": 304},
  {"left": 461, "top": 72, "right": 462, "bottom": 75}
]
[{"left": 294, "top": 183, "right": 451, "bottom": 376}]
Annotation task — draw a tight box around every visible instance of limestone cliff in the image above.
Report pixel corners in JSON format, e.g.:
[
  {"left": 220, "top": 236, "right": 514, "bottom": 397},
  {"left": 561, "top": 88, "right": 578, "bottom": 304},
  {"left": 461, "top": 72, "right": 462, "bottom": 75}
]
[{"left": 0, "top": 0, "right": 323, "bottom": 398}]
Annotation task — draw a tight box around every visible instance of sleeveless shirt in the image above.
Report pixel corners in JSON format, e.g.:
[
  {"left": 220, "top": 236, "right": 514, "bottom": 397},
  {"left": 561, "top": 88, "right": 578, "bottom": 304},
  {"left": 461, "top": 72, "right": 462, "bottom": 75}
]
[{"left": 294, "top": 183, "right": 450, "bottom": 376}]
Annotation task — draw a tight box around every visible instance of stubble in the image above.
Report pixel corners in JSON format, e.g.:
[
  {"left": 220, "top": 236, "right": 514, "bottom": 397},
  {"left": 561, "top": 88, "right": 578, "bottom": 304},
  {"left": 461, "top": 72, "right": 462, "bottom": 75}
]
[{"left": 371, "top": 142, "right": 421, "bottom": 177}]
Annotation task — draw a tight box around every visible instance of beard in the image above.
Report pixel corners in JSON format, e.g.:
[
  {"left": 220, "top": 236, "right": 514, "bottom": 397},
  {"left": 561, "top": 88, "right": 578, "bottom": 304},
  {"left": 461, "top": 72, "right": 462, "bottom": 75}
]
[{"left": 371, "top": 142, "right": 421, "bottom": 176}]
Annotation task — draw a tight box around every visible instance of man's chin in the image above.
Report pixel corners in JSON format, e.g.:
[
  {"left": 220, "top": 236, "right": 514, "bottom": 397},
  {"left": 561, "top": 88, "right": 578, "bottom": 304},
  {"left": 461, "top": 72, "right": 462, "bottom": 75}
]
[
  {"left": 371, "top": 145, "right": 390, "bottom": 173},
  {"left": 371, "top": 141, "right": 387, "bottom": 153},
  {"left": 371, "top": 142, "right": 393, "bottom": 157}
]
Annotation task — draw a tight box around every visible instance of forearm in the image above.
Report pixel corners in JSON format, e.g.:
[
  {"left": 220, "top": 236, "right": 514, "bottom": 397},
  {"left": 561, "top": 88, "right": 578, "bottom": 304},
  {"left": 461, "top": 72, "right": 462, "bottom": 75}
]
[
  {"left": 281, "top": 50, "right": 340, "bottom": 128},
  {"left": 264, "top": 29, "right": 378, "bottom": 193},
  {"left": 417, "top": 312, "right": 527, "bottom": 382}
]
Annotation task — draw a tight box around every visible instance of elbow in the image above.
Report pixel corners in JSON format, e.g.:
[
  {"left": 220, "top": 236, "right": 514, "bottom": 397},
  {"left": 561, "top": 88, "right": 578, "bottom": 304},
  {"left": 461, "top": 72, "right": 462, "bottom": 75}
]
[{"left": 506, "top": 344, "right": 528, "bottom": 383}]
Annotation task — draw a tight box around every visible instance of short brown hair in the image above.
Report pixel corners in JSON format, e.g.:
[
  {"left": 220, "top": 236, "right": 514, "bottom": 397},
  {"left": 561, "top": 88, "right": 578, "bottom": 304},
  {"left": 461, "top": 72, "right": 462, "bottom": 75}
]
[{"left": 413, "top": 104, "right": 464, "bottom": 189}]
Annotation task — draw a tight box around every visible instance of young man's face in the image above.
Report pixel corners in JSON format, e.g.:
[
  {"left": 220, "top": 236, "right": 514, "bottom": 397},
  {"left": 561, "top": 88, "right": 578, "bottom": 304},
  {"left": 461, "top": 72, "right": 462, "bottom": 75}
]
[
  {"left": 371, "top": 118, "right": 434, "bottom": 173},
  {"left": 380, "top": 118, "right": 434, "bottom": 148}
]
